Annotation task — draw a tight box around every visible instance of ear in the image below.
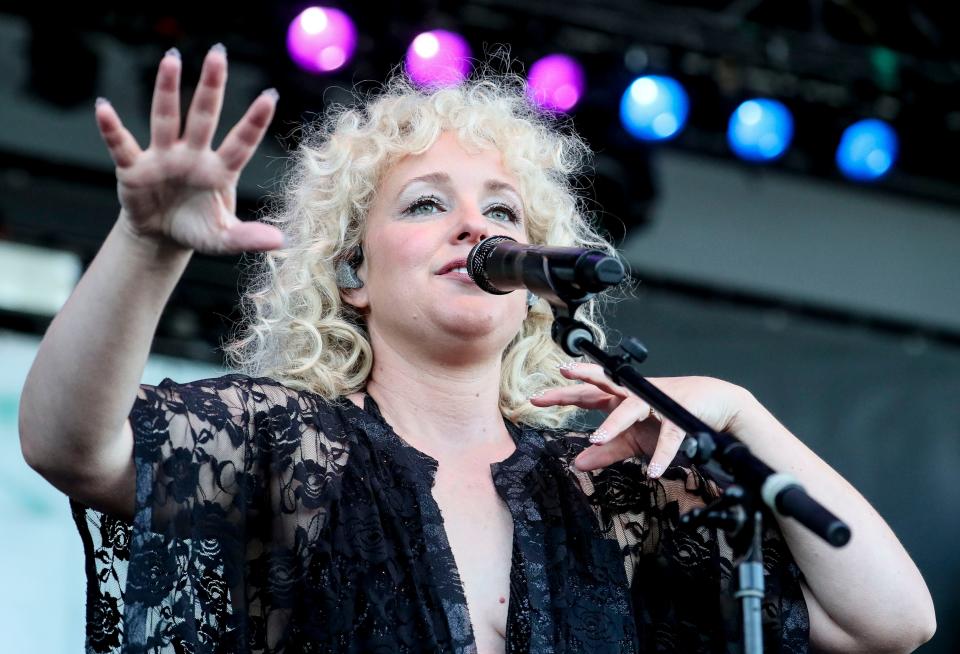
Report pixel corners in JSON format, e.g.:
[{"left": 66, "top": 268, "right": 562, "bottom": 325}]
[
  {"left": 339, "top": 258, "right": 369, "bottom": 312},
  {"left": 340, "top": 286, "right": 369, "bottom": 312}
]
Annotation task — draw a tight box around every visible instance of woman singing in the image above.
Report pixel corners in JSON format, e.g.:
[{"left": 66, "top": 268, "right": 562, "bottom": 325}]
[{"left": 19, "top": 44, "right": 934, "bottom": 653}]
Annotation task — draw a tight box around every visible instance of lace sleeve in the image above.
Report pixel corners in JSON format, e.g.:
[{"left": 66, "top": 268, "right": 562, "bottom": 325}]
[
  {"left": 130, "top": 373, "right": 296, "bottom": 535},
  {"left": 71, "top": 374, "right": 352, "bottom": 653},
  {"left": 571, "top": 453, "right": 810, "bottom": 653}
]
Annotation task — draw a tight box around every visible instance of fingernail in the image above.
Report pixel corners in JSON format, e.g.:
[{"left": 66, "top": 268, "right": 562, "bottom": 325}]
[
  {"left": 95, "top": 97, "right": 110, "bottom": 108},
  {"left": 210, "top": 42, "right": 227, "bottom": 56},
  {"left": 647, "top": 462, "right": 665, "bottom": 479},
  {"left": 164, "top": 47, "right": 181, "bottom": 60},
  {"left": 588, "top": 427, "right": 610, "bottom": 444},
  {"left": 529, "top": 390, "right": 545, "bottom": 400},
  {"left": 556, "top": 362, "right": 578, "bottom": 371},
  {"left": 261, "top": 87, "right": 279, "bottom": 101}
]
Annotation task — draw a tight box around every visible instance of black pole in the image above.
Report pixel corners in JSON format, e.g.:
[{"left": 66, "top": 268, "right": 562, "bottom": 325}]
[{"left": 737, "top": 512, "right": 766, "bottom": 654}]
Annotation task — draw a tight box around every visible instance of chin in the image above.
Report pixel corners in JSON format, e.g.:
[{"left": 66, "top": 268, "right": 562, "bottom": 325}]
[{"left": 435, "top": 304, "right": 525, "bottom": 341}]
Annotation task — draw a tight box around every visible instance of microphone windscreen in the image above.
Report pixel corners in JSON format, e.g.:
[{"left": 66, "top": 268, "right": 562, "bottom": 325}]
[{"left": 467, "top": 235, "right": 516, "bottom": 295}]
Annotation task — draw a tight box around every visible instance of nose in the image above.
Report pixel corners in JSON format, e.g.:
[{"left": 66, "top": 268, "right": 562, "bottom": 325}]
[
  {"left": 454, "top": 206, "right": 490, "bottom": 244},
  {"left": 454, "top": 202, "right": 510, "bottom": 244}
]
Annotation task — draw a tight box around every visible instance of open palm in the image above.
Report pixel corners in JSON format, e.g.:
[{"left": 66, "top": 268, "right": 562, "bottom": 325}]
[{"left": 95, "top": 45, "right": 283, "bottom": 255}]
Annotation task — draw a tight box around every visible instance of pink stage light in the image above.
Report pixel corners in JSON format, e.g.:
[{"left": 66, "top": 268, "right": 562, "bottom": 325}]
[
  {"left": 527, "top": 54, "right": 585, "bottom": 113},
  {"left": 405, "top": 30, "right": 472, "bottom": 88},
  {"left": 287, "top": 7, "right": 357, "bottom": 74}
]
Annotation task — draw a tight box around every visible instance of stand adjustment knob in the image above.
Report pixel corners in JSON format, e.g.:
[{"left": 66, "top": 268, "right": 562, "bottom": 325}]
[{"left": 620, "top": 337, "right": 649, "bottom": 363}]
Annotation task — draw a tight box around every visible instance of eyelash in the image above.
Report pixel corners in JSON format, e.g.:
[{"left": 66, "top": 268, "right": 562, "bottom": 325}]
[{"left": 403, "top": 194, "right": 522, "bottom": 224}]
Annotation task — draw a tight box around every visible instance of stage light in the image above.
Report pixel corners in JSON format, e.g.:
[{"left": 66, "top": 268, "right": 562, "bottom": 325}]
[
  {"left": 287, "top": 6, "right": 357, "bottom": 74},
  {"left": 405, "top": 30, "right": 471, "bottom": 88},
  {"left": 836, "top": 119, "right": 898, "bottom": 182},
  {"left": 526, "top": 54, "right": 585, "bottom": 113},
  {"left": 619, "top": 75, "right": 689, "bottom": 142},
  {"left": 727, "top": 99, "right": 794, "bottom": 162}
]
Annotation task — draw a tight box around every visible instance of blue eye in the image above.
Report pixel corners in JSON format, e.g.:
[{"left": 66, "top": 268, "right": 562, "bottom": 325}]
[
  {"left": 402, "top": 195, "right": 522, "bottom": 224},
  {"left": 486, "top": 204, "right": 521, "bottom": 223},
  {"left": 404, "top": 195, "right": 445, "bottom": 216}
]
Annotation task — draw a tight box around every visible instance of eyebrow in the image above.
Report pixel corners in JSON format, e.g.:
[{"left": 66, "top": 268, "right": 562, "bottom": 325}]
[{"left": 395, "top": 172, "right": 522, "bottom": 202}]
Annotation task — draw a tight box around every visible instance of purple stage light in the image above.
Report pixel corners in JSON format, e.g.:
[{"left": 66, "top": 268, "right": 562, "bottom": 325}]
[
  {"left": 405, "top": 30, "right": 472, "bottom": 88},
  {"left": 287, "top": 6, "right": 357, "bottom": 74},
  {"left": 527, "top": 54, "right": 585, "bottom": 113}
]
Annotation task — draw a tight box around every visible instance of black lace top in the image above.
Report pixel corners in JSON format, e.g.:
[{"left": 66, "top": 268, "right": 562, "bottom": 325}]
[{"left": 71, "top": 374, "right": 809, "bottom": 653}]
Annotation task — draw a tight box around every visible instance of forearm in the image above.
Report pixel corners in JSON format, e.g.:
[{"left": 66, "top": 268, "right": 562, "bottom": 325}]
[
  {"left": 733, "top": 397, "right": 935, "bottom": 651},
  {"left": 19, "top": 214, "right": 192, "bottom": 475}
]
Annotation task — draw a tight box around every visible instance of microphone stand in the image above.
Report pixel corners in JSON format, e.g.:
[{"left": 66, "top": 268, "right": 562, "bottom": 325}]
[{"left": 545, "top": 292, "right": 850, "bottom": 654}]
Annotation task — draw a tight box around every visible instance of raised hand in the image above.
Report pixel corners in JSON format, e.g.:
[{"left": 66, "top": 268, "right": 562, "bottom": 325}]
[{"left": 95, "top": 44, "right": 284, "bottom": 255}]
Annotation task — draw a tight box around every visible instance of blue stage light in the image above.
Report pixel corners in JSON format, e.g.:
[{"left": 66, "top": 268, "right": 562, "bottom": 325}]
[
  {"left": 727, "top": 99, "right": 794, "bottom": 162},
  {"left": 619, "top": 75, "right": 689, "bottom": 142},
  {"left": 836, "top": 119, "right": 898, "bottom": 182}
]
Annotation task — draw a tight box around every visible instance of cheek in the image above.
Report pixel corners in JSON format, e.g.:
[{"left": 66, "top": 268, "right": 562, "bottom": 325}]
[
  {"left": 400, "top": 234, "right": 436, "bottom": 270},
  {"left": 367, "top": 228, "right": 432, "bottom": 283},
  {"left": 378, "top": 226, "right": 434, "bottom": 271}
]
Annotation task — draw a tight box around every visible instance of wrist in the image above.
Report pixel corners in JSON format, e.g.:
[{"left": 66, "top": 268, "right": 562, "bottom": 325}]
[
  {"left": 116, "top": 210, "right": 193, "bottom": 263},
  {"left": 729, "top": 388, "right": 788, "bottom": 444}
]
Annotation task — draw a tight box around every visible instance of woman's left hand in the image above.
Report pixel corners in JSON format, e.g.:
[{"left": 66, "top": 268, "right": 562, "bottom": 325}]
[{"left": 530, "top": 363, "right": 759, "bottom": 476}]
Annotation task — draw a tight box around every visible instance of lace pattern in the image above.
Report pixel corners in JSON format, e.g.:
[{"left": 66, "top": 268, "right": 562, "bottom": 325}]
[{"left": 72, "top": 374, "right": 808, "bottom": 653}]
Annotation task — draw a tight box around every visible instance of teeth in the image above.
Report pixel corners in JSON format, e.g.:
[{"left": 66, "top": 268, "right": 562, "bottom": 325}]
[{"left": 452, "top": 267, "right": 468, "bottom": 274}]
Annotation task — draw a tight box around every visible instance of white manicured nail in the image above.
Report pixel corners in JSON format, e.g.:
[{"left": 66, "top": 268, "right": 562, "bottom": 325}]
[
  {"left": 647, "top": 462, "right": 665, "bottom": 479},
  {"left": 588, "top": 427, "right": 610, "bottom": 444}
]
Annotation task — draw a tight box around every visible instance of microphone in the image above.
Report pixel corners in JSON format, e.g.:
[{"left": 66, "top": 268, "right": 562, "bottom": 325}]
[{"left": 466, "top": 235, "right": 625, "bottom": 302}]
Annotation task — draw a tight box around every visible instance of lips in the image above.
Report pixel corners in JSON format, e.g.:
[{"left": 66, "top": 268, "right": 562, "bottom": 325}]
[{"left": 436, "top": 257, "right": 469, "bottom": 275}]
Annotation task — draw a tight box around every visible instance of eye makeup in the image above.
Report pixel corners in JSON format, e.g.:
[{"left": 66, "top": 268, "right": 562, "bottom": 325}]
[
  {"left": 393, "top": 171, "right": 526, "bottom": 224},
  {"left": 401, "top": 193, "right": 523, "bottom": 224}
]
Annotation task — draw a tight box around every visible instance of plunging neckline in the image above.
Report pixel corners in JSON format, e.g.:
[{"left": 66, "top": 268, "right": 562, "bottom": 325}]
[{"left": 347, "top": 390, "right": 539, "bottom": 653}]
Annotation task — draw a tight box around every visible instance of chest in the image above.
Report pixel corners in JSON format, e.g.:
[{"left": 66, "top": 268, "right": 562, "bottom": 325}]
[{"left": 431, "top": 463, "right": 515, "bottom": 652}]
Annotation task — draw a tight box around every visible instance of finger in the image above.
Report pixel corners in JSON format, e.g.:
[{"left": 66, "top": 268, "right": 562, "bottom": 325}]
[
  {"left": 530, "top": 384, "right": 621, "bottom": 413},
  {"left": 184, "top": 43, "right": 228, "bottom": 149},
  {"left": 217, "top": 89, "right": 278, "bottom": 173},
  {"left": 150, "top": 48, "right": 182, "bottom": 149},
  {"left": 646, "top": 418, "right": 687, "bottom": 479},
  {"left": 220, "top": 220, "right": 286, "bottom": 254},
  {"left": 95, "top": 98, "right": 143, "bottom": 168},
  {"left": 584, "top": 397, "right": 653, "bottom": 446},
  {"left": 557, "top": 362, "right": 629, "bottom": 398},
  {"left": 573, "top": 438, "right": 638, "bottom": 472},
  {"left": 561, "top": 365, "right": 688, "bottom": 402}
]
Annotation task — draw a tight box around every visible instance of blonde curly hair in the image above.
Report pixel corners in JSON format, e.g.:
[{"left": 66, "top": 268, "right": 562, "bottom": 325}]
[{"left": 224, "top": 67, "right": 621, "bottom": 428}]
